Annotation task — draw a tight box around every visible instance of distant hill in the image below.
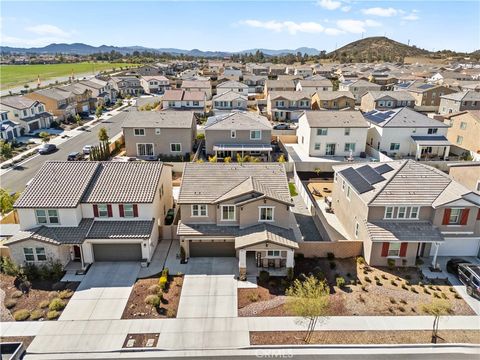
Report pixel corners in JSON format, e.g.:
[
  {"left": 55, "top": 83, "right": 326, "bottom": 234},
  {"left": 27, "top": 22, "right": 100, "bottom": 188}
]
[{"left": 328, "top": 36, "right": 430, "bottom": 62}]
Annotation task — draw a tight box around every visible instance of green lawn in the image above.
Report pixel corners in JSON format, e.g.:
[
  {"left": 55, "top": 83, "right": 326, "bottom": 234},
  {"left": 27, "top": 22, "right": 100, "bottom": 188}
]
[{"left": 0, "top": 62, "right": 139, "bottom": 90}]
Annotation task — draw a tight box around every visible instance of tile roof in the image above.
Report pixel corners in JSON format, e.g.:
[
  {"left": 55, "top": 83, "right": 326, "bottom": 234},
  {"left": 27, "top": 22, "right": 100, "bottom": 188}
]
[
  {"left": 367, "top": 91, "right": 415, "bottom": 101},
  {"left": 441, "top": 90, "right": 480, "bottom": 102},
  {"left": 365, "top": 221, "right": 444, "bottom": 243},
  {"left": 182, "top": 91, "right": 206, "bottom": 101},
  {"left": 34, "top": 88, "right": 72, "bottom": 101},
  {"left": 122, "top": 110, "right": 195, "bottom": 129},
  {"left": 178, "top": 163, "right": 292, "bottom": 205},
  {"left": 0, "top": 96, "right": 37, "bottom": 110},
  {"left": 235, "top": 224, "right": 298, "bottom": 249},
  {"left": 163, "top": 90, "right": 184, "bottom": 101},
  {"left": 217, "top": 80, "right": 248, "bottom": 89},
  {"left": 265, "top": 80, "right": 296, "bottom": 89},
  {"left": 205, "top": 111, "right": 271, "bottom": 130},
  {"left": 341, "top": 79, "right": 381, "bottom": 88},
  {"left": 212, "top": 91, "right": 247, "bottom": 102},
  {"left": 298, "top": 79, "right": 333, "bottom": 87},
  {"left": 86, "top": 220, "right": 154, "bottom": 239},
  {"left": 301, "top": 110, "right": 369, "bottom": 128},
  {"left": 314, "top": 91, "right": 354, "bottom": 101},
  {"left": 181, "top": 80, "right": 211, "bottom": 89},
  {"left": 364, "top": 107, "right": 449, "bottom": 128},
  {"left": 269, "top": 91, "right": 311, "bottom": 101}
]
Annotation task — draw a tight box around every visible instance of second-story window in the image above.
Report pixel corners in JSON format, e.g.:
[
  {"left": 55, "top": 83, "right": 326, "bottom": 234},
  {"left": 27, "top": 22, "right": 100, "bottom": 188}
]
[
  {"left": 35, "top": 209, "right": 59, "bottom": 224},
  {"left": 221, "top": 205, "right": 236, "bottom": 221},
  {"left": 344, "top": 128, "right": 351, "bottom": 136},
  {"left": 192, "top": 204, "right": 207, "bottom": 217},
  {"left": 250, "top": 130, "right": 261, "bottom": 140},
  {"left": 317, "top": 128, "right": 328, "bottom": 136},
  {"left": 134, "top": 128, "right": 145, "bottom": 136},
  {"left": 123, "top": 204, "right": 135, "bottom": 218},
  {"left": 97, "top": 204, "right": 109, "bottom": 218},
  {"left": 259, "top": 206, "right": 274, "bottom": 222},
  {"left": 231, "top": 130, "right": 236, "bottom": 138},
  {"left": 384, "top": 207, "right": 393, "bottom": 219},
  {"left": 448, "top": 208, "right": 462, "bottom": 224},
  {"left": 427, "top": 128, "right": 438, "bottom": 134}
]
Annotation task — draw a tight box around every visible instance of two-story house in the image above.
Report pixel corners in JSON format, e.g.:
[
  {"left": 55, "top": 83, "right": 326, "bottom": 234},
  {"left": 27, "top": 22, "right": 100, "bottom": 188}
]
[
  {"left": 339, "top": 79, "right": 382, "bottom": 104},
  {"left": 123, "top": 111, "right": 196, "bottom": 160},
  {"left": 360, "top": 91, "right": 416, "bottom": 112},
  {"left": 6, "top": 161, "right": 173, "bottom": 268},
  {"left": 266, "top": 91, "right": 311, "bottom": 121},
  {"left": 212, "top": 91, "right": 248, "bottom": 112},
  {"left": 162, "top": 90, "right": 206, "bottom": 111},
  {"left": 140, "top": 75, "right": 170, "bottom": 95},
  {"left": 311, "top": 91, "right": 355, "bottom": 110},
  {"left": 204, "top": 111, "right": 272, "bottom": 160},
  {"left": 181, "top": 80, "right": 212, "bottom": 100},
  {"left": 439, "top": 91, "right": 480, "bottom": 115},
  {"left": 57, "top": 84, "right": 94, "bottom": 115},
  {"left": 296, "top": 79, "right": 333, "bottom": 95},
  {"left": 177, "top": 163, "right": 298, "bottom": 277},
  {"left": 0, "top": 110, "right": 22, "bottom": 141},
  {"left": 444, "top": 111, "right": 480, "bottom": 160},
  {"left": 0, "top": 96, "right": 53, "bottom": 133},
  {"left": 25, "top": 88, "right": 76, "bottom": 121},
  {"left": 216, "top": 80, "right": 249, "bottom": 96},
  {"left": 395, "top": 81, "right": 456, "bottom": 112},
  {"left": 263, "top": 80, "right": 296, "bottom": 97},
  {"left": 364, "top": 107, "right": 451, "bottom": 160},
  {"left": 331, "top": 160, "right": 480, "bottom": 267},
  {"left": 297, "top": 110, "right": 369, "bottom": 158},
  {"left": 242, "top": 75, "right": 267, "bottom": 94},
  {"left": 109, "top": 76, "right": 144, "bottom": 97},
  {"left": 77, "top": 78, "right": 117, "bottom": 106}
]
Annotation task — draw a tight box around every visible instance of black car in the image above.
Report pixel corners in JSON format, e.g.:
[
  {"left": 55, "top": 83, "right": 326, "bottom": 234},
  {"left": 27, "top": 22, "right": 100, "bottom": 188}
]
[
  {"left": 273, "top": 123, "right": 290, "bottom": 130},
  {"left": 67, "top": 152, "right": 83, "bottom": 161},
  {"left": 458, "top": 264, "right": 480, "bottom": 298},
  {"left": 446, "top": 258, "right": 471, "bottom": 274},
  {"left": 37, "top": 143, "right": 57, "bottom": 155}
]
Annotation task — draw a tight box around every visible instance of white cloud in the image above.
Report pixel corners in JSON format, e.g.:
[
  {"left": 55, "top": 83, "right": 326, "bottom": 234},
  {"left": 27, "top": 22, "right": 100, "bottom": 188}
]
[
  {"left": 316, "top": 0, "right": 342, "bottom": 10},
  {"left": 1, "top": 35, "right": 68, "bottom": 47},
  {"left": 361, "top": 7, "right": 398, "bottom": 17},
  {"left": 324, "top": 27, "right": 345, "bottom": 35},
  {"left": 336, "top": 19, "right": 381, "bottom": 34},
  {"left": 402, "top": 10, "right": 420, "bottom": 21},
  {"left": 25, "top": 24, "right": 70, "bottom": 38},
  {"left": 241, "top": 20, "right": 324, "bottom": 34},
  {"left": 341, "top": 6, "right": 351, "bottom": 12}
]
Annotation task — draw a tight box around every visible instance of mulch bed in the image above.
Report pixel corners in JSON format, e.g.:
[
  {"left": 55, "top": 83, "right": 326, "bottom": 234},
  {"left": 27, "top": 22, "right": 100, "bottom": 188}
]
[
  {"left": 238, "top": 258, "right": 476, "bottom": 317},
  {"left": 0, "top": 273, "right": 79, "bottom": 321},
  {"left": 122, "top": 333, "right": 159, "bottom": 348},
  {"left": 0, "top": 336, "right": 35, "bottom": 348},
  {"left": 250, "top": 330, "right": 480, "bottom": 345},
  {"left": 122, "top": 275, "right": 183, "bottom": 319}
]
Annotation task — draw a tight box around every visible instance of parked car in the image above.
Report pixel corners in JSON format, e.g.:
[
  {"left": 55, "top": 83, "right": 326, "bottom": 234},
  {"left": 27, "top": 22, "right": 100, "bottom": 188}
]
[
  {"left": 67, "top": 152, "right": 83, "bottom": 161},
  {"left": 38, "top": 144, "right": 57, "bottom": 155},
  {"left": 458, "top": 264, "right": 480, "bottom": 298},
  {"left": 273, "top": 123, "right": 290, "bottom": 130},
  {"left": 446, "top": 258, "right": 471, "bottom": 274},
  {"left": 83, "top": 145, "right": 93, "bottom": 155}
]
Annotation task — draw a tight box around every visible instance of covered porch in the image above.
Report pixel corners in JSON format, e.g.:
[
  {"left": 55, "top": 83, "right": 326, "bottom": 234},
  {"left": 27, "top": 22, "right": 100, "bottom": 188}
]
[
  {"left": 411, "top": 135, "right": 451, "bottom": 161},
  {"left": 213, "top": 144, "right": 273, "bottom": 161}
]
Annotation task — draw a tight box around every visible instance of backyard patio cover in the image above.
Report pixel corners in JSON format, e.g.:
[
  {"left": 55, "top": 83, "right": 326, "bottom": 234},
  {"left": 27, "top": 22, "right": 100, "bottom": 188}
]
[
  {"left": 411, "top": 135, "right": 451, "bottom": 147},
  {"left": 213, "top": 144, "right": 273, "bottom": 152}
]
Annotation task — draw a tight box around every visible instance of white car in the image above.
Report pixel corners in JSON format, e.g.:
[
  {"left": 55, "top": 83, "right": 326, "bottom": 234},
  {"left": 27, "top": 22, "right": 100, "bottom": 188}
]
[{"left": 83, "top": 145, "right": 93, "bottom": 155}]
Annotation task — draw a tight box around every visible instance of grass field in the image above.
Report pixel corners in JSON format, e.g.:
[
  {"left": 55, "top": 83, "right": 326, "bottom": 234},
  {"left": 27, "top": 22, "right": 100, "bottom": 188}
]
[{"left": 0, "top": 62, "right": 138, "bottom": 90}]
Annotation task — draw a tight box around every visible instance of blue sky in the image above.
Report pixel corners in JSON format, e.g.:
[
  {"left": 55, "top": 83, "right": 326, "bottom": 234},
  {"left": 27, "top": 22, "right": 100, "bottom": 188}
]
[{"left": 1, "top": 1, "right": 479, "bottom": 52}]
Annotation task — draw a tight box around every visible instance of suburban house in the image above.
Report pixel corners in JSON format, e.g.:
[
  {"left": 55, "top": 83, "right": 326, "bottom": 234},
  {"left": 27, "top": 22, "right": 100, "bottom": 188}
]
[
  {"left": 0, "top": 110, "right": 22, "bottom": 141},
  {"left": 140, "top": 75, "right": 170, "bottom": 94},
  {"left": 134, "top": 64, "right": 165, "bottom": 77},
  {"left": 123, "top": 111, "right": 196, "bottom": 159},
  {"left": 204, "top": 111, "right": 273, "bottom": 160},
  {"left": 221, "top": 68, "right": 243, "bottom": 81},
  {"left": 243, "top": 75, "right": 267, "bottom": 94},
  {"left": 311, "top": 91, "right": 355, "bottom": 110},
  {"left": 216, "top": 80, "right": 249, "bottom": 96},
  {"left": 339, "top": 79, "right": 382, "bottom": 104},
  {"left": 181, "top": 80, "right": 212, "bottom": 100},
  {"left": 263, "top": 80, "right": 296, "bottom": 97},
  {"left": 57, "top": 84, "right": 94, "bottom": 115},
  {"left": 212, "top": 91, "right": 248, "bottom": 112},
  {"left": 439, "top": 91, "right": 480, "bottom": 115},
  {"left": 177, "top": 163, "right": 298, "bottom": 277},
  {"left": 296, "top": 111, "right": 369, "bottom": 157},
  {"left": 246, "top": 63, "right": 269, "bottom": 76},
  {"left": 109, "top": 76, "right": 144, "bottom": 97},
  {"left": 331, "top": 160, "right": 480, "bottom": 267},
  {"left": 364, "top": 107, "right": 451, "bottom": 160},
  {"left": 293, "top": 65, "right": 313, "bottom": 78},
  {"left": 25, "top": 88, "right": 76, "bottom": 121},
  {"left": 266, "top": 91, "right": 311, "bottom": 121},
  {"left": 448, "top": 163, "right": 480, "bottom": 193},
  {"left": 162, "top": 90, "right": 206, "bottom": 111},
  {"left": 360, "top": 91, "right": 416, "bottom": 112},
  {"left": 295, "top": 79, "right": 333, "bottom": 94},
  {"left": 268, "top": 65, "right": 287, "bottom": 76},
  {"left": 5, "top": 161, "right": 173, "bottom": 268},
  {"left": 77, "top": 78, "right": 116, "bottom": 106},
  {"left": 367, "top": 73, "right": 398, "bottom": 90},
  {"left": 0, "top": 96, "right": 53, "bottom": 133},
  {"left": 444, "top": 111, "right": 480, "bottom": 160},
  {"left": 395, "top": 81, "right": 456, "bottom": 112}
]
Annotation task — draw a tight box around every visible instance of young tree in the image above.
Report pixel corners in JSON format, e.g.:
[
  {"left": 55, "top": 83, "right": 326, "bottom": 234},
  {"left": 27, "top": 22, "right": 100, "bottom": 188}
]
[
  {"left": 0, "top": 141, "right": 13, "bottom": 159},
  {"left": 98, "top": 127, "right": 109, "bottom": 143},
  {"left": 0, "top": 188, "right": 20, "bottom": 215},
  {"left": 422, "top": 299, "right": 452, "bottom": 343},
  {"left": 285, "top": 275, "right": 330, "bottom": 343},
  {"left": 95, "top": 106, "right": 103, "bottom": 119},
  {"left": 75, "top": 114, "right": 82, "bottom": 126},
  {"left": 39, "top": 132, "right": 50, "bottom": 143}
]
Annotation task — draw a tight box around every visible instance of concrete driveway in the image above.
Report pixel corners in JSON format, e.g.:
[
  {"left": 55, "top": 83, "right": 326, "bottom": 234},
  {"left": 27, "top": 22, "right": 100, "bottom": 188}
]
[
  {"left": 60, "top": 262, "right": 140, "bottom": 321},
  {"left": 177, "top": 275, "right": 237, "bottom": 318}
]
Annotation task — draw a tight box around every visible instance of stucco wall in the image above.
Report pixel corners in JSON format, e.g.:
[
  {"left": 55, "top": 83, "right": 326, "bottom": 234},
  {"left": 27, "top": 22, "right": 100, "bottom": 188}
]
[
  {"left": 297, "top": 240, "right": 363, "bottom": 258},
  {"left": 9, "top": 240, "right": 70, "bottom": 267},
  {"left": 367, "top": 240, "right": 418, "bottom": 267},
  {"left": 17, "top": 207, "right": 83, "bottom": 231}
]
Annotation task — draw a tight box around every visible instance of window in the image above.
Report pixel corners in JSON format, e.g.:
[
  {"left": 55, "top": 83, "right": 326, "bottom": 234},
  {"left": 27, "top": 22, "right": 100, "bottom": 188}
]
[
  {"left": 325, "top": 143, "right": 336, "bottom": 156},
  {"left": 137, "top": 143, "right": 154, "bottom": 156},
  {"left": 344, "top": 143, "right": 356, "bottom": 152},
  {"left": 354, "top": 222, "right": 359, "bottom": 238},
  {"left": 427, "top": 128, "right": 438, "bottom": 134},
  {"left": 317, "top": 128, "right": 328, "bottom": 136},
  {"left": 35, "top": 209, "right": 59, "bottom": 224},
  {"left": 449, "top": 208, "right": 462, "bottom": 224},
  {"left": 24, "top": 248, "right": 34, "bottom": 262},
  {"left": 22, "top": 110, "right": 28, "bottom": 117},
  {"left": 250, "top": 130, "right": 261, "bottom": 140},
  {"left": 134, "top": 128, "right": 145, "bottom": 136},
  {"left": 314, "top": 143, "right": 320, "bottom": 150},
  {"left": 193, "top": 101, "right": 199, "bottom": 106},
  {"left": 170, "top": 143, "right": 181, "bottom": 152},
  {"left": 346, "top": 186, "right": 351, "bottom": 200},
  {"left": 221, "top": 205, "right": 235, "bottom": 221},
  {"left": 344, "top": 128, "right": 351, "bottom": 136},
  {"left": 35, "top": 248, "right": 47, "bottom": 261},
  {"left": 23, "top": 247, "right": 46, "bottom": 262},
  {"left": 267, "top": 250, "right": 280, "bottom": 257},
  {"left": 38, "top": 105, "right": 44, "bottom": 112},
  {"left": 259, "top": 206, "right": 274, "bottom": 221},
  {"left": 388, "top": 242, "right": 401, "bottom": 257},
  {"left": 123, "top": 204, "right": 134, "bottom": 217},
  {"left": 390, "top": 143, "right": 400, "bottom": 151},
  {"left": 456, "top": 136, "right": 463, "bottom": 145},
  {"left": 398, "top": 206, "right": 406, "bottom": 219},
  {"left": 410, "top": 206, "right": 419, "bottom": 219},
  {"left": 192, "top": 204, "right": 207, "bottom": 217},
  {"left": 460, "top": 122, "right": 467, "bottom": 130},
  {"left": 97, "top": 204, "right": 109, "bottom": 218},
  {"left": 155, "top": 128, "right": 161, "bottom": 135},
  {"left": 342, "top": 179, "right": 346, "bottom": 192},
  {"left": 384, "top": 207, "right": 393, "bottom": 219},
  {"left": 231, "top": 130, "right": 236, "bottom": 138}
]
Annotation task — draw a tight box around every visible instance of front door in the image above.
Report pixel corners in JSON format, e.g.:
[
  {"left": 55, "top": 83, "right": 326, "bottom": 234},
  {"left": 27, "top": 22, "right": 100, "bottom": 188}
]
[{"left": 73, "top": 245, "right": 81, "bottom": 260}]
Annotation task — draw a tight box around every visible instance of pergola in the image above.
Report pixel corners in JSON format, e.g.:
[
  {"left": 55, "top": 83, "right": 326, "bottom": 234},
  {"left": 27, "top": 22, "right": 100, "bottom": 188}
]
[
  {"left": 213, "top": 144, "right": 273, "bottom": 160},
  {"left": 411, "top": 136, "right": 451, "bottom": 160}
]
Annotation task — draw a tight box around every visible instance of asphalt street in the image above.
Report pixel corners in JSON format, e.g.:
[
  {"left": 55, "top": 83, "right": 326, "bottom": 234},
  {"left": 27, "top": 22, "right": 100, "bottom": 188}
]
[{"left": 0, "top": 110, "right": 129, "bottom": 193}]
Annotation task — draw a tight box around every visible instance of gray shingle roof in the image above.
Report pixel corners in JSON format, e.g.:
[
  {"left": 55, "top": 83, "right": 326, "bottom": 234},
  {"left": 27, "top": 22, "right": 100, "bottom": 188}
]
[
  {"left": 314, "top": 91, "right": 354, "bottom": 101},
  {"left": 269, "top": 91, "right": 311, "bottom": 101},
  {"left": 302, "top": 110, "right": 369, "bottom": 128},
  {"left": 235, "top": 224, "right": 298, "bottom": 249},
  {"left": 366, "top": 221, "right": 444, "bottom": 243},
  {"left": 205, "top": 112, "right": 271, "bottom": 130},
  {"left": 441, "top": 91, "right": 480, "bottom": 102},
  {"left": 86, "top": 220, "right": 154, "bottom": 239},
  {"left": 212, "top": 91, "right": 247, "bottom": 102},
  {"left": 217, "top": 80, "right": 248, "bottom": 89},
  {"left": 367, "top": 91, "right": 415, "bottom": 101},
  {"left": 122, "top": 110, "right": 195, "bottom": 129},
  {"left": 0, "top": 96, "right": 37, "bottom": 110},
  {"left": 364, "top": 107, "right": 449, "bottom": 128}
]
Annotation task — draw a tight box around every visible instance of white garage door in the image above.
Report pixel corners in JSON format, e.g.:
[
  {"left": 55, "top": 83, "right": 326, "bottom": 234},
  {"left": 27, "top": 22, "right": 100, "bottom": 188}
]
[
  {"left": 432, "top": 238, "right": 480, "bottom": 257},
  {"left": 82, "top": 105, "right": 89, "bottom": 112}
]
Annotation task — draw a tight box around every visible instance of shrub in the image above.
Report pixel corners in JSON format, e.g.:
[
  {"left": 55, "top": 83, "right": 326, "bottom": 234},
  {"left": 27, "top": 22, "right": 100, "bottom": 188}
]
[
  {"left": 294, "top": 253, "right": 304, "bottom": 260},
  {"left": 248, "top": 292, "right": 259, "bottom": 302},
  {"left": 346, "top": 272, "right": 351, "bottom": 278},
  {"left": 47, "top": 310, "right": 60, "bottom": 320},
  {"left": 400, "top": 299, "right": 407, "bottom": 305},
  {"left": 449, "top": 287, "right": 456, "bottom": 293},
  {"left": 148, "top": 284, "right": 161, "bottom": 295},
  {"left": 287, "top": 267, "right": 294, "bottom": 281},
  {"left": 5, "top": 298, "right": 16, "bottom": 309},
  {"left": 454, "top": 294, "right": 462, "bottom": 299},
  {"left": 376, "top": 281, "right": 382, "bottom": 286},
  {"left": 381, "top": 274, "right": 388, "bottom": 280},
  {"left": 48, "top": 291, "right": 59, "bottom": 300},
  {"left": 336, "top": 276, "right": 346, "bottom": 288},
  {"left": 350, "top": 279, "right": 356, "bottom": 285},
  {"left": 405, "top": 280, "right": 410, "bottom": 286},
  {"left": 433, "top": 292, "right": 441, "bottom": 299},
  {"left": 364, "top": 276, "right": 371, "bottom": 283},
  {"left": 419, "top": 282, "right": 424, "bottom": 287},
  {"left": 424, "top": 288, "right": 430, "bottom": 295},
  {"left": 158, "top": 276, "right": 168, "bottom": 290},
  {"left": 30, "top": 309, "right": 44, "bottom": 320},
  {"left": 411, "top": 287, "right": 418, "bottom": 294},
  {"left": 162, "top": 268, "right": 169, "bottom": 277},
  {"left": 361, "top": 285, "right": 367, "bottom": 292},
  {"left": 390, "top": 280, "right": 397, "bottom": 286},
  {"left": 389, "top": 297, "right": 396, "bottom": 304},
  {"left": 363, "top": 270, "right": 368, "bottom": 275},
  {"left": 329, "top": 261, "right": 336, "bottom": 270},
  {"left": 166, "top": 308, "right": 176, "bottom": 318},
  {"left": 145, "top": 294, "right": 161, "bottom": 308},
  {"left": 405, "top": 274, "right": 411, "bottom": 280},
  {"left": 374, "top": 276, "right": 379, "bottom": 281},
  {"left": 356, "top": 256, "right": 365, "bottom": 265},
  {"left": 58, "top": 289, "right": 73, "bottom": 299},
  {"left": 13, "top": 309, "right": 30, "bottom": 321},
  {"left": 398, "top": 306, "right": 406, "bottom": 312},
  {"left": 1, "top": 256, "right": 20, "bottom": 276},
  {"left": 39, "top": 300, "right": 50, "bottom": 309},
  {"left": 388, "top": 307, "right": 394, "bottom": 313},
  {"left": 11, "top": 290, "right": 23, "bottom": 298},
  {"left": 441, "top": 293, "right": 447, "bottom": 299},
  {"left": 387, "top": 259, "right": 395, "bottom": 268},
  {"left": 327, "top": 252, "right": 335, "bottom": 260},
  {"left": 402, "top": 284, "right": 408, "bottom": 290},
  {"left": 49, "top": 298, "right": 66, "bottom": 311},
  {"left": 259, "top": 270, "right": 269, "bottom": 283}
]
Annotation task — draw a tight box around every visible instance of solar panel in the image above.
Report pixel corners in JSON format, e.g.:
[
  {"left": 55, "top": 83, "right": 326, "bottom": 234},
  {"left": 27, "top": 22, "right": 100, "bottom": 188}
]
[
  {"left": 356, "top": 165, "right": 385, "bottom": 185},
  {"left": 339, "top": 168, "right": 374, "bottom": 194},
  {"left": 374, "top": 164, "right": 394, "bottom": 175},
  {"left": 418, "top": 84, "right": 434, "bottom": 90}
]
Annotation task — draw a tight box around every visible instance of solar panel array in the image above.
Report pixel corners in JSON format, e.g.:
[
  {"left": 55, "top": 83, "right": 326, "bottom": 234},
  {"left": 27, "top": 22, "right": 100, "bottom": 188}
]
[
  {"left": 373, "top": 163, "right": 394, "bottom": 174},
  {"left": 418, "top": 84, "right": 434, "bottom": 90},
  {"left": 340, "top": 164, "right": 394, "bottom": 194},
  {"left": 339, "top": 168, "right": 374, "bottom": 194},
  {"left": 357, "top": 165, "right": 385, "bottom": 185}
]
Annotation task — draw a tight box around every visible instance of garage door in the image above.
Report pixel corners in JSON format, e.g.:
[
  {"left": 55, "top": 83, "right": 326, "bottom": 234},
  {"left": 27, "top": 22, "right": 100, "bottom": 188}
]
[
  {"left": 29, "top": 122, "right": 39, "bottom": 131},
  {"left": 432, "top": 238, "right": 480, "bottom": 257},
  {"left": 93, "top": 244, "right": 142, "bottom": 261},
  {"left": 190, "top": 241, "right": 235, "bottom": 257}
]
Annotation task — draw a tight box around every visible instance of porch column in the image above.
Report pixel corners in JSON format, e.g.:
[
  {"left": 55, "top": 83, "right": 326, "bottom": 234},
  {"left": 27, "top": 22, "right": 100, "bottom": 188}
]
[
  {"left": 444, "top": 145, "right": 450, "bottom": 160},
  {"left": 415, "top": 145, "right": 422, "bottom": 160},
  {"left": 239, "top": 249, "right": 247, "bottom": 280},
  {"left": 431, "top": 242, "right": 440, "bottom": 269},
  {"left": 286, "top": 250, "right": 294, "bottom": 268}
]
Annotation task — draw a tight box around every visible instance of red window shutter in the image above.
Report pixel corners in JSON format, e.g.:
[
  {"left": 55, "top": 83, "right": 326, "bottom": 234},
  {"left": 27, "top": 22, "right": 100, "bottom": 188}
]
[
  {"left": 442, "top": 208, "right": 451, "bottom": 225},
  {"left": 93, "top": 204, "right": 99, "bottom": 217},
  {"left": 399, "top": 243, "right": 408, "bottom": 257},
  {"left": 107, "top": 204, "right": 113, "bottom": 217},
  {"left": 119, "top": 204, "right": 124, "bottom": 217},
  {"left": 133, "top": 204, "right": 138, "bottom": 217},
  {"left": 477, "top": 209, "right": 480, "bottom": 221},
  {"left": 381, "top": 242, "right": 389, "bottom": 257},
  {"left": 460, "top": 209, "right": 470, "bottom": 225}
]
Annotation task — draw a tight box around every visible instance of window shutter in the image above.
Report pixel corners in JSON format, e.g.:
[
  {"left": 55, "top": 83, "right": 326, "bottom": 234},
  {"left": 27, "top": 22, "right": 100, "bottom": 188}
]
[
  {"left": 399, "top": 243, "right": 408, "bottom": 257},
  {"left": 133, "top": 204, "right": 138, "bottom": 217},
  {"left": 107, "top": 204, "right": 113, "bottom": 217},
  {"left": 93, "top": 204, "right": 99, "bottom": 217},
  {"left": 381, "top": 242, "right": 389, "bottom": 257},
  {"left": 119, "top": 204, "right": 124, "bottom": 217},
  {"left": 442, "top": 208, "right": 451, "bottom": 225},
  {"left": 460, "top": 209, "right": 470, "bottom": 225}
]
